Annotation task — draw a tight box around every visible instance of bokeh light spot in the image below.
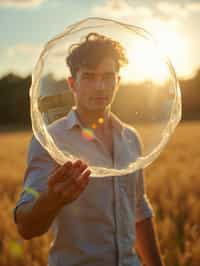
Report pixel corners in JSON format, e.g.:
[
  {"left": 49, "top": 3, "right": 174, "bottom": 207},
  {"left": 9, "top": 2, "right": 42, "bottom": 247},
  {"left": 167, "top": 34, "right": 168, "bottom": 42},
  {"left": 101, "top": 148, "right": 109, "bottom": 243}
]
[
  {"left": 91, "top": 123, "right": 97, "bottom": 129},
  {"left": 81, "top": 128, "right": 95, "bottom": 141},
  {"left": 8, "top": 240, "right": 23, "bottom": 258},
  {"left": 98, "top": 117, "right": 104, "bottom": 124}
]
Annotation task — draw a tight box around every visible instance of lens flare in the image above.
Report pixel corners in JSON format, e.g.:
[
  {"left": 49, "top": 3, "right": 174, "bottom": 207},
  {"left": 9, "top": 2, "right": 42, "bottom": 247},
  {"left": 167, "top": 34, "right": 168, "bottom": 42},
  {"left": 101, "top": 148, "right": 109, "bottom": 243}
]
[
  {"left": 81, "top": 128, "right": 95, "bottom": 141},
  {"left": 8, "top": 240, "right": 23, "bottom": 257},
  {"left": 91, "top": 123, "right": 97, "bottom": 129},
  {"left": 98, "top": 117, "right": 104, "bottom": 124},
  {"left": 24, "top": 186, "right": 40, "bottom": 198}
]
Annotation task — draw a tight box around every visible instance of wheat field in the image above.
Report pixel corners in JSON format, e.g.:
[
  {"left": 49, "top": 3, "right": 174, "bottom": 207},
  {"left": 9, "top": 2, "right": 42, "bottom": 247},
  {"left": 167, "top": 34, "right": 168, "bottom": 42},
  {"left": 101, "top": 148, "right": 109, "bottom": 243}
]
[{"left": 0, "top": 122, "right": 199, "bottom": 266}]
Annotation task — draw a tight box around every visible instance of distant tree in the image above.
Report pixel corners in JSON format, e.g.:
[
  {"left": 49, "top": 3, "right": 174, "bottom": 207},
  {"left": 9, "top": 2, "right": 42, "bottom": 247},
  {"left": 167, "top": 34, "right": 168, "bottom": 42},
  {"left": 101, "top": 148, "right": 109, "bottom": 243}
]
[
  {"left": 0, "top": 74, "right": 31, "bottom": 127},
  {"left": 180, "top": 69, "right": 200, "bottom": 120},
  {"left": 0, "top": 69, "right": 200, "bottom": 128}
]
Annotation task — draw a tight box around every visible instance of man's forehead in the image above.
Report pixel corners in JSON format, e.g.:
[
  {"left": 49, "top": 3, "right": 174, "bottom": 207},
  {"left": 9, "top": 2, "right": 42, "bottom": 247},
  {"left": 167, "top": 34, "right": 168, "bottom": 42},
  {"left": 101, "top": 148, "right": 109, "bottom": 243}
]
[
  {"left": 79, "top": 58, "right": 118, "bottom": 73},
  {"left": 80, "top": 69, "right": 116, "bottom": 74}
]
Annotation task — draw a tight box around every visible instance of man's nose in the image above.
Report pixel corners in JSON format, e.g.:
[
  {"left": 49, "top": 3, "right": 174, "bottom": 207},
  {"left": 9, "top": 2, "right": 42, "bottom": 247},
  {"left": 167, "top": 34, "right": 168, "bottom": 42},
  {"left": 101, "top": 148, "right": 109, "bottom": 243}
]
[{"left": 94, "top": 77, "right": 106, "bottom": 90}]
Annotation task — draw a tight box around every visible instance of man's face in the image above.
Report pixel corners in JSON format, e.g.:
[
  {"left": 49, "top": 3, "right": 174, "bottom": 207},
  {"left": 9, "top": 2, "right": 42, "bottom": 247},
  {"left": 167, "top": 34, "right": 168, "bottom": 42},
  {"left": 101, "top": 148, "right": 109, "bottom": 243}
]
[{"left": 69, "top": 57, "right": 120, "bottom": 113}]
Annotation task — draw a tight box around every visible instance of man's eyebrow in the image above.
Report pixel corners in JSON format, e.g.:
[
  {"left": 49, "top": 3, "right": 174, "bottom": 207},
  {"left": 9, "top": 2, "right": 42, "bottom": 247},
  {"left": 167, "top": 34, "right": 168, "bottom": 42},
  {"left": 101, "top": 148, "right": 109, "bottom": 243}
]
[
  {"left": 82, "top": 71, "right": 116, "bottom": 74},
  {"left": 82, "top": 71, "right": 96, "bottom": 75},
  {"left": 103, "top": 71, "right": 116, "bottom": 74}
]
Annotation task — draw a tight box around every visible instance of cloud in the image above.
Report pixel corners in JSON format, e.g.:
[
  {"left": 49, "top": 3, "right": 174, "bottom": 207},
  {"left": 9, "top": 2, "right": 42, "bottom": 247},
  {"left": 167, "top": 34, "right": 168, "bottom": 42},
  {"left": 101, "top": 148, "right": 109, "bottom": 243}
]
[
  {"left": 7, "top": 43, "right": 42, "bottom": 58},
  {"left": 0, "top": 0, "right": 46, "bottom": 8},
  {"left": 186, "top": 2, "right": 200, "bottom": 12},
  {"left": 2, "top": 43, "right": 43, "bottom": 76},
  {"left": 154, "top": 2, "right": 188, "bottom": 21},
  {"left": 92, "top": 0, "right": 134, "bottom": 18},
  {"left": 91, "top": 0, "right": 200, "bottom": 22},
  {"left": 153, "top": 1, "right": 200, "bottom": 21}
]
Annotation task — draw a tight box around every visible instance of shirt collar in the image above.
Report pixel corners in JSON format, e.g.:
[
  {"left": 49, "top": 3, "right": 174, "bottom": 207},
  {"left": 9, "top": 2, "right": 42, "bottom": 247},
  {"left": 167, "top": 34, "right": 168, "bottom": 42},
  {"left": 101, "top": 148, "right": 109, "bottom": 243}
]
[
  {"left": 64, "top": 106, "right": 124, "bottom": 134},
  {"left": 64, "top": 106, "right": 83, "bottom": 130}
]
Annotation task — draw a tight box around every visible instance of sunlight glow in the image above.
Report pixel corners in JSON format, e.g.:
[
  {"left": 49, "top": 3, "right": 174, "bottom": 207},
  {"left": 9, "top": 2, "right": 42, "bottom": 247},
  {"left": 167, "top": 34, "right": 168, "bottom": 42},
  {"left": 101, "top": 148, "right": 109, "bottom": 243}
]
[
  {"left": 121, "top": 38, "right": 169, "bottom": 84},
  {"left": 121, "top": 21, "right": 187, "bottom": 83},
  {"left": 150, "top": 21, "right": 188, "bottom": 77}
]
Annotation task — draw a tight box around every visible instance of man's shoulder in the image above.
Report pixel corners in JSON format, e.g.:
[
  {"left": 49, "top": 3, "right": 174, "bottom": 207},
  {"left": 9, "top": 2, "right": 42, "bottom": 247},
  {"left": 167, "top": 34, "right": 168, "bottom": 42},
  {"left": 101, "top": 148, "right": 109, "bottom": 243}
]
[
  {"left": 47, "top": 116, "right": 68, "bottom": 134},
  {"left": 111, "top": 112, "right": 140, "bottom": 139},
  {"left": 47, "top": 109, "right": 79, "bottom": 136},
  {"left": 111, "top": 113, "right": 143, "bottom": 153},
  {"left": 28, "top": 134, "right": 56, "bottom": 163},
  {"left": 122, "top": 122, "right": 143, "bottom": 155},
  {"left": 123, "top": 123, "right": 141, "bottom": 141}
]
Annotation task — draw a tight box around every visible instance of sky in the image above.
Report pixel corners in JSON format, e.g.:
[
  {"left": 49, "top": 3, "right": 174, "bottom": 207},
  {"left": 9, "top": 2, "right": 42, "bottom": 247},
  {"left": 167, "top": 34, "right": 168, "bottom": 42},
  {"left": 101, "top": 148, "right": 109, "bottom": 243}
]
[{"left": 0, "top": 0, "right": 200, "bottom": 79}]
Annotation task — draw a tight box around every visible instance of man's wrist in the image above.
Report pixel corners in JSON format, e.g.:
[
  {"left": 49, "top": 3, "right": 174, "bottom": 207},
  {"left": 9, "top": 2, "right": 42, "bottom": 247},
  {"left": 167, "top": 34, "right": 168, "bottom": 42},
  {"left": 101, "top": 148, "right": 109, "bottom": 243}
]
[{"left": 39, "top": 190, "right": 64, "bottom": 214}]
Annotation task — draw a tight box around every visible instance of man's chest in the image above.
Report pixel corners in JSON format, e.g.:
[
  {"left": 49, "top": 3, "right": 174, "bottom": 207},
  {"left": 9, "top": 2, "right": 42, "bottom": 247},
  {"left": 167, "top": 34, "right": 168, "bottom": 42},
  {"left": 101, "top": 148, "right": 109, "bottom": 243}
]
[{"left": 95, "top": 129, "right": 114, "bottom": 159}]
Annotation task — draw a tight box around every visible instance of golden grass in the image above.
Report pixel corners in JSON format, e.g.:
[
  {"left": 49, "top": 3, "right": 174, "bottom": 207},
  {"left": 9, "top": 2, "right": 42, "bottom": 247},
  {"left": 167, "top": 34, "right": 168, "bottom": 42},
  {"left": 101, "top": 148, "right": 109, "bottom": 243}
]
[{"left": 0, "top": 122, "right": 199, "bottom": 266}]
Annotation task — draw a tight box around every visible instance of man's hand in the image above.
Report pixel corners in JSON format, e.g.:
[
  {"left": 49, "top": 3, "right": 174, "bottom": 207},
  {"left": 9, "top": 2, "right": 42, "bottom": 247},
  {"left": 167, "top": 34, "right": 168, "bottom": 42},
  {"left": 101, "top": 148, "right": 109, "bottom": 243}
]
[
  {"left": 47, "top": 160, "right": 91, "bottom": 208},
  {"left": 15, "top": 159, "right": 91, "bottom": 239}
]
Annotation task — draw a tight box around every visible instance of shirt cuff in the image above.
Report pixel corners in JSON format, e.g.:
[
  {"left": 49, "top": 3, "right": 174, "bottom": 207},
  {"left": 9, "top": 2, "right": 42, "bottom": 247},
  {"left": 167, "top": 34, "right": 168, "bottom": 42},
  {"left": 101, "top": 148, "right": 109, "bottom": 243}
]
[{"left": 13, "top": 191, "right": 35, "bottom": 224}]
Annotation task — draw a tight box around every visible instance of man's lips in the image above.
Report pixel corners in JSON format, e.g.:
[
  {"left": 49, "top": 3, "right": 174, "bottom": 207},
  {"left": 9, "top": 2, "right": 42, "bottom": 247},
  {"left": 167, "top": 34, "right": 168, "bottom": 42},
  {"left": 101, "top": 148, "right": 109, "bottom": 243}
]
[{"left": 94, "top": 97, "right": 107, "bottom": 100}]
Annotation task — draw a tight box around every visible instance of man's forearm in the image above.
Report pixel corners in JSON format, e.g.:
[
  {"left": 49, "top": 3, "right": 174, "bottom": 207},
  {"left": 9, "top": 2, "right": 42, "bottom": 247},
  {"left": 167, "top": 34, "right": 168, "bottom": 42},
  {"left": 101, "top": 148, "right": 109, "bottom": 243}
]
[
  {"left": 135, "top": 217, "right": 164, "bottom": 266},
  {"left": 16, "top": 161, "right": 91, "bottom": 240},
  {"left": 16, "top": 191, "right": 63, "bottom": 239}
]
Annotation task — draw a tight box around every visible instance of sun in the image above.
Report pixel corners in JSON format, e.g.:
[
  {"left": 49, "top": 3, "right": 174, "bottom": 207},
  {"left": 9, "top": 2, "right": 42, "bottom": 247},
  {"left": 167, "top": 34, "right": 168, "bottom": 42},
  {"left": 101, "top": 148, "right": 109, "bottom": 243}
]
[
  {"left": 121, "top": 37, "right": 170, "bottom": 84},
  {"left": 121, "top": 21, "right": 187, "bottom": 83},
  {"left": 150, "top": 22, "right": 187, "bottom": 77}
]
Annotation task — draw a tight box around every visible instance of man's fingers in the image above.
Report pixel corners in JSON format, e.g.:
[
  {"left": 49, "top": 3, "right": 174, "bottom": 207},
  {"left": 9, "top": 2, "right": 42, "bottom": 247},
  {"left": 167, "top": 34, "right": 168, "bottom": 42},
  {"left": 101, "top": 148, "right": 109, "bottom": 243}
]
[
  {"left": 75, "top": 168, "right": 91, "bottom": 188},
  {"left": 63, "top": 168, "right": 91, "bottom": 196},
  {"left": 53, "top": 167, "right": 91, "bottom": 194},
  {"left": 54, "top": 168, "right": 91, "bottom": 202},
  {"left": 48, "top": 161, "right": 73, "bottom": 187},
  {"left": 48, "top": 159, "right": 91, "bottom": 205},
  {"left": 70, "top": 161, "right": 88, "bottom": 180},
  {"left": 56, "top": 162, "right": 88, "bottom": 192}
]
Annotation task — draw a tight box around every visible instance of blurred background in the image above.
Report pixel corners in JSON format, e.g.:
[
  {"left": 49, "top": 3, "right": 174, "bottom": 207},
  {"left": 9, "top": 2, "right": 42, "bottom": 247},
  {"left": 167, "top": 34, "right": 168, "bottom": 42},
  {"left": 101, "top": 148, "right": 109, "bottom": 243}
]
[
  {"left": 0, "top": 1, "right": 199, "bottom": 266},
  {"left": 0, "top": 0, "right": 200, "bottom": 127}
]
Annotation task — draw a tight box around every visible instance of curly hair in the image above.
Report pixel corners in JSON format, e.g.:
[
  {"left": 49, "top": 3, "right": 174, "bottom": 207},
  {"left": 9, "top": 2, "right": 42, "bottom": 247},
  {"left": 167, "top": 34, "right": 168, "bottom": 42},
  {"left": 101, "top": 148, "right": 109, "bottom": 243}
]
[{"left": 66, "top": 32, "right": 128, "bottom": 78}]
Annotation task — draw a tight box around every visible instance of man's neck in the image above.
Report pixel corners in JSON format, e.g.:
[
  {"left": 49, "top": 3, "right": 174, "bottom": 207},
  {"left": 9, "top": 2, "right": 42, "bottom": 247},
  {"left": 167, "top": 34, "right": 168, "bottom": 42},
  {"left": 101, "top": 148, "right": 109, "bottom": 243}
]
[
  {"left": 75, "top": 106, "right": 111, "bottom": 131},
  {"left": 75, "top": 105, "right": 114, "bottom": 158}
]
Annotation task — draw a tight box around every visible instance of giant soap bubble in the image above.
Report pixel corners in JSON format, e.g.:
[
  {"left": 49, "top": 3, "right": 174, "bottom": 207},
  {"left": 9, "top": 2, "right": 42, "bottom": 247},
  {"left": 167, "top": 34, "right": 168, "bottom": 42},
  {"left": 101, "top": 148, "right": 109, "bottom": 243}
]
[{"left": 30, "top": 17, "right": 181, "bottom": 177}]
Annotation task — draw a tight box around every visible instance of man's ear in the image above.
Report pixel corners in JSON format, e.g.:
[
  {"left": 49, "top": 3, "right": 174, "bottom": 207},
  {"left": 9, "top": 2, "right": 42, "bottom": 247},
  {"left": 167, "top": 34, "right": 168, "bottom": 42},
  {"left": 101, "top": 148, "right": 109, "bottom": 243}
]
[
  {"left": 116, "top": 75, "right": 121, "bottom": 88},
  {"left": 67, "top": 76, "right": 76, "bottom": 93},
  {"left": 117, "top": 75, "right": 121, "bottom": 84}
]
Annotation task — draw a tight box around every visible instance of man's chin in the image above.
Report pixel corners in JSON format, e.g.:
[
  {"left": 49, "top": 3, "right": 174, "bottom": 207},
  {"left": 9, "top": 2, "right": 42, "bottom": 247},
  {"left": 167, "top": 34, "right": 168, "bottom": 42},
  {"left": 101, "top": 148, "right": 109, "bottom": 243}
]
[{"left": 87, "top": 104, "right": 110, "bottom": 113}]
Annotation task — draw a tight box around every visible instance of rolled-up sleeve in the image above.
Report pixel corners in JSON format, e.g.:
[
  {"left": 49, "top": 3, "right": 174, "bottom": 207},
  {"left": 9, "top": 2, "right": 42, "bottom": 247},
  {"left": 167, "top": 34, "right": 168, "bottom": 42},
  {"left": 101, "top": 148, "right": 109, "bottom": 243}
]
[
  {"left": 126, "top": 126, "right": 154, "bottom": 223},
  {"left": 13, "top": 135, "right": 58, "bottom": 223},
  {"left": 135, "top": 169, "right": 154, "bottom": 223}
]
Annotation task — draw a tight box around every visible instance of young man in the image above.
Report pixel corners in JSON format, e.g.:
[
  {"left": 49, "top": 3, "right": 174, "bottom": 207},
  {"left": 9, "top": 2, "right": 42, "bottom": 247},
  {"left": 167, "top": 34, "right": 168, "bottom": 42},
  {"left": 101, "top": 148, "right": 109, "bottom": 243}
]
[{"left": 14, "top": 33, "right": 164, "bottom": 266}]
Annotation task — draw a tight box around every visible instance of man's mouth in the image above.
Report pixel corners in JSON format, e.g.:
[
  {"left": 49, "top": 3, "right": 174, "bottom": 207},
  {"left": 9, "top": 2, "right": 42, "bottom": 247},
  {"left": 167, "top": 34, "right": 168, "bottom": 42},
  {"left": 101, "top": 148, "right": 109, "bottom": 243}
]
[{"left": 94, "top": 97, "right": 107, "bottom": 100}]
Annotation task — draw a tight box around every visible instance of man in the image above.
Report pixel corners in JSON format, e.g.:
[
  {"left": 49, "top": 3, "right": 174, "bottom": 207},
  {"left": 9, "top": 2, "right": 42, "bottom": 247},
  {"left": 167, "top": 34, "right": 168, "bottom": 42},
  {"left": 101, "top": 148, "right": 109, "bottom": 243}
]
[{"left": 13, "top": 33, "right": 164, "bottom": 266}]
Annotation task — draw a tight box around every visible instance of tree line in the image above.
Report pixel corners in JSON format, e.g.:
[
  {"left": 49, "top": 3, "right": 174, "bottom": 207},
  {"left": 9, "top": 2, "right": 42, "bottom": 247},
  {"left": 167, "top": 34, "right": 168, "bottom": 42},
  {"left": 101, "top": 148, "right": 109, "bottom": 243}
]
[{"left": 0, "top": 70, "right": 200, "bottom": 128}]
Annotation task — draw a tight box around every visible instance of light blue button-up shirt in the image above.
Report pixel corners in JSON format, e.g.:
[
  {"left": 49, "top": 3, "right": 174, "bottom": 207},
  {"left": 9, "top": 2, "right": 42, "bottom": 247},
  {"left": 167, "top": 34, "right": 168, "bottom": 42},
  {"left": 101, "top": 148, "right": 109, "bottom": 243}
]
[{"left": 14, "top": 108, "right": 153, "bottom": 266}]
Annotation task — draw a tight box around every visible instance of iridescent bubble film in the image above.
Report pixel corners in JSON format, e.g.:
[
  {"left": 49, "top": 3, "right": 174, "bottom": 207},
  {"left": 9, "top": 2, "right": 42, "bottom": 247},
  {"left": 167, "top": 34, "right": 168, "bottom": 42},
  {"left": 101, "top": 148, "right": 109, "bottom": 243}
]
[{"left": 30, "top": 17, "right": 181, "bottom": 177}]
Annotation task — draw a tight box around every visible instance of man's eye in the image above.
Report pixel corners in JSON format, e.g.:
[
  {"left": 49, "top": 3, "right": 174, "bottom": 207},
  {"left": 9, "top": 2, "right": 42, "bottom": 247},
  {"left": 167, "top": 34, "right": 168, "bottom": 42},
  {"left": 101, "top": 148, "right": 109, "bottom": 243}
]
[
  {"left": 103, "top": 74, "right": 115, "bottom": 80},
  {"left": 83, "top": 74, "right": 95, "bottom": 80}
]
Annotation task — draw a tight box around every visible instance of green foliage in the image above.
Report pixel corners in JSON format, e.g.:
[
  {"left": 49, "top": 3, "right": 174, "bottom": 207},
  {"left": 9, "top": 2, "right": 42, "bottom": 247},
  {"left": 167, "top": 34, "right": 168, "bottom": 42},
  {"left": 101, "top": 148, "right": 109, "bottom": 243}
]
[
  {"left": 0, "top": 74, "right": 31, "bottom": 127},
  {"left": 0, "top": 70, "right": 200, "bottom": 127}
]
